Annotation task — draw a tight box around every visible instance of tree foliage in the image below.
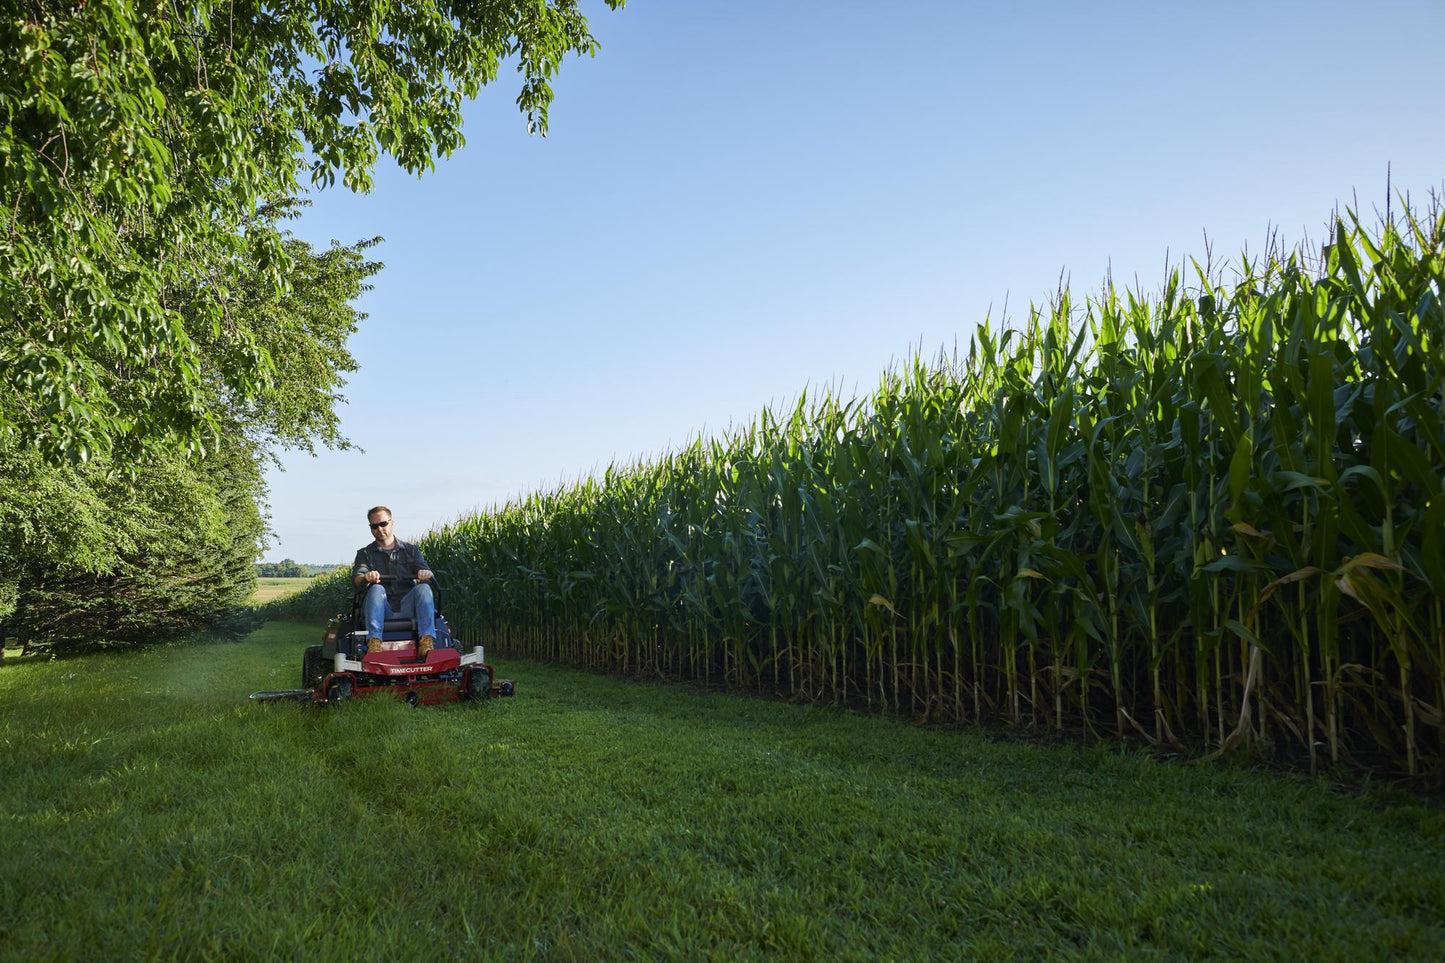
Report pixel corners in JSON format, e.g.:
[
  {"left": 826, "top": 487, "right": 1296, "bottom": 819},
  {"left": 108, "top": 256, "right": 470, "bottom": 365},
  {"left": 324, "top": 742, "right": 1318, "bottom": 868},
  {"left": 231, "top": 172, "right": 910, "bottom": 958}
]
[
  {"left": 0, "top": 221, "right": 379, "bottom": 648},
  {"left": 1, "top": 0, "right": 622, "bottom": 463},
  {"left": 195, "top": 200, "right": 381, "bottom": 457},
  {"left": 0, "top": 440, "right": 264, "bottom": 651},
  {"left": 0, "top": 0, "right": 620, "bottom": 650}
]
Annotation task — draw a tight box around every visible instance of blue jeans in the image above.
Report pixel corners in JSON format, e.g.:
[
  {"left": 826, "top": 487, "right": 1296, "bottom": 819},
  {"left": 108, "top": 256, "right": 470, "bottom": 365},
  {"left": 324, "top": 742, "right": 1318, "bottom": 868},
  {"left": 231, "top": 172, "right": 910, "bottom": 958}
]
[{"left": 363, "top": 583, "right": 436, "bottom": 642}]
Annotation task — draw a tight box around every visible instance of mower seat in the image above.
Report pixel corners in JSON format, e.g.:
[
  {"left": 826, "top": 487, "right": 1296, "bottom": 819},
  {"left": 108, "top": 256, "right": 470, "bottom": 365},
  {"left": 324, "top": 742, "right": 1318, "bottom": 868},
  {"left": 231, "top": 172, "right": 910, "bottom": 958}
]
[
  {"left": 372, "top": 617, "right": 456, "bottom": 650},
  {"left": 381, "top": 617, "right": 414, "bottom": 639}
]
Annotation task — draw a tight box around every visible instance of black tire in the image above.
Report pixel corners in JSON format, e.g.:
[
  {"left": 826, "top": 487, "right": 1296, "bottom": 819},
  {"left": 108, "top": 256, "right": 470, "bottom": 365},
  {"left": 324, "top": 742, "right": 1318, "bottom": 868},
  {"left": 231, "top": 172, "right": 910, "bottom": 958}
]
[
  {"left": 302, "top": 645, "right": 325, "bottom": 690},
  {"left": 466, "top": 666, "right": 492, "bottom": 701},
  {"left": 326, "top": 675, "right": 354, "bottom": 703}
]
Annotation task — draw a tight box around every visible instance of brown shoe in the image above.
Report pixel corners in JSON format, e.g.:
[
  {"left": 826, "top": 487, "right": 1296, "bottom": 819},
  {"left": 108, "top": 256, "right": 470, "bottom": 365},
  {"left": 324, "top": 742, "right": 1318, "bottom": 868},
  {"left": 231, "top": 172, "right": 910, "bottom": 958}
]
[
  {"left": 417, "top": 635, "right": 435, "bottom": 659},
  {"left": 367, "top": 637, "right": 382, "bottom": 654}
]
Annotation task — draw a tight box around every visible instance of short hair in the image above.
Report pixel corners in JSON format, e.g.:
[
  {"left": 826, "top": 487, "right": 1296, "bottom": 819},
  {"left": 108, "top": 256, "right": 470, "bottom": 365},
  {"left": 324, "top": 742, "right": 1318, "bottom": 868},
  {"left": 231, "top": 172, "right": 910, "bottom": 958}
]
[{"left": 366, "top": 505, "right": 392, "bottom": 521}]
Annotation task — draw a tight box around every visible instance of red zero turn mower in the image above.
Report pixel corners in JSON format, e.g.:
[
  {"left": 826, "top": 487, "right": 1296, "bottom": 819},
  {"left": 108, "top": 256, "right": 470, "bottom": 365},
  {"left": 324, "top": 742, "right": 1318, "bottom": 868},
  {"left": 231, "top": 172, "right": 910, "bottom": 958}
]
[{"left": 250, "top": 575, "right": 514, "bottom": 706}]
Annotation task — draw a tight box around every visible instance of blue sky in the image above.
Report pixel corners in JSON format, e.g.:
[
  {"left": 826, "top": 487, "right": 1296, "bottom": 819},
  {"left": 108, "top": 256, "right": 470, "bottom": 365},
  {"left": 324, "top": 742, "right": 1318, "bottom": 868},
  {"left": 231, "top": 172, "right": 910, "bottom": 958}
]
[{"left": 264, "top": 0, "right": 1445, "bottom": 563}]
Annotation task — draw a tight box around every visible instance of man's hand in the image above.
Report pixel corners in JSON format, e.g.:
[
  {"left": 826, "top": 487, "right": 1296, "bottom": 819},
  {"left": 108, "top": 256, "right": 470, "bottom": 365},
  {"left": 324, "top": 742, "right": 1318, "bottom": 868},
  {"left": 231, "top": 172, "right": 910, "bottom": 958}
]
[
  {"left": 417, "top": 569, "right": 433, "bottom": 582},
  {"left": 363, "top": 570, "right": 381, "bottom": 585}
]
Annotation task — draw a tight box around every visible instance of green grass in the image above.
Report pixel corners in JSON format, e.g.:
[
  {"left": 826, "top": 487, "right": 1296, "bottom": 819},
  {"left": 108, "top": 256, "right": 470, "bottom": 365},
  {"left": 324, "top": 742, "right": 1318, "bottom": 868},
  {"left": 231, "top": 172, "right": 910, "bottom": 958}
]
[
  {"left": 1, "top": 623, "right": 1442, "bottom": 960},
  {"left": 251, "top": 576, "right": 317, "bottom": 604}
]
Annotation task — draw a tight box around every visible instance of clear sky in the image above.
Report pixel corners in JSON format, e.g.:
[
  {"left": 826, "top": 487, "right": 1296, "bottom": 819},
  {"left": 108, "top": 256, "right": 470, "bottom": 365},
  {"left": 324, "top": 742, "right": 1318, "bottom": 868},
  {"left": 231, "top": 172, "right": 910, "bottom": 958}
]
[{"left": 263, "top": 0, "right": 1445, "bottom": 564}]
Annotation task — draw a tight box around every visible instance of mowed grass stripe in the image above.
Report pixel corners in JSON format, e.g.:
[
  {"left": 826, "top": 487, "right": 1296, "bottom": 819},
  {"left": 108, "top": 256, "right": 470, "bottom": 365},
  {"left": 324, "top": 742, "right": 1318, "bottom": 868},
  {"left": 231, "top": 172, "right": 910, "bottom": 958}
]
[{"left": 0, "top": 623, "right": 1441, "bottom": 960}]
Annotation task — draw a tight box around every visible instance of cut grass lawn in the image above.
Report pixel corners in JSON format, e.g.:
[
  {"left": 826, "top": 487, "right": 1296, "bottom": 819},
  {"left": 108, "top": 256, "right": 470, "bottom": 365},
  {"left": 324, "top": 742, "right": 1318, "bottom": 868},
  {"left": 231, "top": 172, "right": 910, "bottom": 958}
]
[
  {"left": 1, "top": 623, "right": 1442, "bottom": 960},
  {"left": 251, "top": 576, "right": 319, "bottom": 604}
]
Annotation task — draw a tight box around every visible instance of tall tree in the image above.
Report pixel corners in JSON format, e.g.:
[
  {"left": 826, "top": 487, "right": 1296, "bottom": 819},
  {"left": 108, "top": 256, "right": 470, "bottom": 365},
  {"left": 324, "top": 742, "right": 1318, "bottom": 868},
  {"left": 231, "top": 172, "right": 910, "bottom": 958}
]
[
  {"left": 0, "top": 221, "right": 377, "bottom": 648},
  {"left": 0, "top": 438, "right": 266, "bottom": 652},
  {"left": 1, "top": 0, "right": 622, "bottom": 464}
]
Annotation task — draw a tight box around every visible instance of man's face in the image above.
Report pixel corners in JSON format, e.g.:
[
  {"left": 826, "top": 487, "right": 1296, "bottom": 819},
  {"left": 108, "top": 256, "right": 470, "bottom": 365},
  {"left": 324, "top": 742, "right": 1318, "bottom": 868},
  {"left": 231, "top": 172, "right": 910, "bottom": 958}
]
[{"left": 368, "top": 513, "right": 393, "bottom": 542}]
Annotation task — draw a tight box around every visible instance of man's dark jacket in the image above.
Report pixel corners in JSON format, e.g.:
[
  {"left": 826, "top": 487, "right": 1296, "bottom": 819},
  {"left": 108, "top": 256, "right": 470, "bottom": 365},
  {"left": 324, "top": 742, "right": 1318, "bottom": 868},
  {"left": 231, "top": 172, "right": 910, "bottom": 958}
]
[{"left": 352, "top": 539, "right": 431, "bottom": 608}]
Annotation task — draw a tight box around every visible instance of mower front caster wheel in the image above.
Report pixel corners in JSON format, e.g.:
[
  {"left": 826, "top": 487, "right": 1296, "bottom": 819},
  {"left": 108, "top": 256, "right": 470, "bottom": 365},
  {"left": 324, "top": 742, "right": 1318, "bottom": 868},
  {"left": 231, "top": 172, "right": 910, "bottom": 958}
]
[
  {"left": 302, "top": 645, "right": 326, "bottom": 690},
  {"left": 325, "top": 676, "right": 354, "bottom": 703},
  {"left": 465, "top": 668, "right": 493, "bottom": 701}
]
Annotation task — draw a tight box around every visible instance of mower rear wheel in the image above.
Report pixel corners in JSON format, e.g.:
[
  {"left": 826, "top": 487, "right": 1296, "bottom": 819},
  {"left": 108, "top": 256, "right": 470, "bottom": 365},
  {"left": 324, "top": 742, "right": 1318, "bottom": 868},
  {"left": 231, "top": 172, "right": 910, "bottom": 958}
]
[{"left": 302, "top": 645, "right": 326, "bottom": 690}]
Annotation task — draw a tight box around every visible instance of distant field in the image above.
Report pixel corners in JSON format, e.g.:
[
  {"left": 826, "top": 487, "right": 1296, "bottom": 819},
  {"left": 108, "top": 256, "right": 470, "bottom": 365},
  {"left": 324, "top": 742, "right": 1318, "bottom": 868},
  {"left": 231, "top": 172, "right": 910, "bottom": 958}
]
[
  {"left": 0, "top": 621, "right": 1442, "bottom": 959},
  {"left": 251, "top": 576, "right": 315, "bottom": 603}
]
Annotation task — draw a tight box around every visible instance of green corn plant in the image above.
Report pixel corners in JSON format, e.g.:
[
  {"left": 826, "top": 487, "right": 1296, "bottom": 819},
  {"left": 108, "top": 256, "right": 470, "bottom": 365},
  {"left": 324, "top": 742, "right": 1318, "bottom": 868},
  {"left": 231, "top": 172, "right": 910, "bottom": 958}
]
[{"left": 415, "top": 198, "right": 1444, "bottom": 778}]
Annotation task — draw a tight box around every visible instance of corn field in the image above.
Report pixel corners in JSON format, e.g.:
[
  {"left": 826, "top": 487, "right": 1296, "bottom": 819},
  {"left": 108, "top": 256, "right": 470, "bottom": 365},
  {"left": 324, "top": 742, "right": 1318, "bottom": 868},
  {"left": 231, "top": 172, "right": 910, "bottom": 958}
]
[{"left": 423, "top": 204, "right": 1445, "bottom": 778}]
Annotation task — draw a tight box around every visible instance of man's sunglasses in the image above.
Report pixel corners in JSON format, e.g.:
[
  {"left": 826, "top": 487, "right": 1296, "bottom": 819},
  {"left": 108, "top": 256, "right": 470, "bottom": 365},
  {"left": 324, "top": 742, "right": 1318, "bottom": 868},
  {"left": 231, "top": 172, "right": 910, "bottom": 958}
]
[{"left": 369, "top": 520, "right": 391, "bottom": 530}]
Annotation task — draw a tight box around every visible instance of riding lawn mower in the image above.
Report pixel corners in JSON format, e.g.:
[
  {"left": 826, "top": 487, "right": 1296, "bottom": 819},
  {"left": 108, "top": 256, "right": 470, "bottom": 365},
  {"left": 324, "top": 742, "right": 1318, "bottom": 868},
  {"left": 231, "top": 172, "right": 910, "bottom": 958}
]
[{"left": 250, "top": 575, "right": 514, "bottom": 706}]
